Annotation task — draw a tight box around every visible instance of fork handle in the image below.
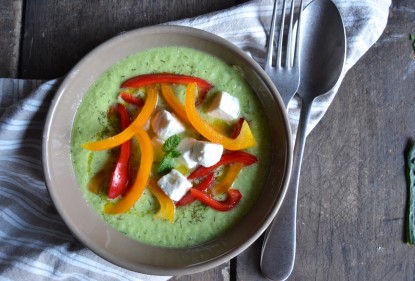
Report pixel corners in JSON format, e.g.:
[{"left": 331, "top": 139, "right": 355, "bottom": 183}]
[{"left": 260, "top": 99, "right": 312, "bottom": 281}]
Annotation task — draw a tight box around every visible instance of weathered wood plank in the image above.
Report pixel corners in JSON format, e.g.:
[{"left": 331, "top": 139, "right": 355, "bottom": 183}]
[
  {"left": 236, "top": 0, "right": 415, "bottom": 280},
  {"left": 290, "top": 2, "right": 415, "bottom": 279},
  {"left": 19, "top": 0, "right": 236, "bottom": 79},
  {"left": 0, "top": 0, "right": 23, "bottom": 78}
]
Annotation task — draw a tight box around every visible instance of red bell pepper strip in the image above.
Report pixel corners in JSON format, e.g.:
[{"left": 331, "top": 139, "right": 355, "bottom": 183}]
[
  {"left": 107, "top": 103, "right": 131, "bottom": 199},
  {"left": 120, "top": 92, "right": 144, "bottom": 107},
  {"left": 176, "top": 172, "right": 214, "bottom": 207},
  {"left": 104, "top": 128, "right": 154, "bottom": 214},
  {"left": 121, "top": 73, "right": 213, "bottom": 105},
  {"left": 230, "top": 117, "right": 245, "bottom": 139},
  {"left": 190, "top": 188, "right": 242, "bottom": 212},
  {"left": 188, "top": 151, "right": 258, "bottom": 180}
]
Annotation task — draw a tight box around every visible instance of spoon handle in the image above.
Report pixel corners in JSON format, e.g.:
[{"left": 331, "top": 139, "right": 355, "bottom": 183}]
[{"left": 260, "top": 99, "right": 312, "bottom": 281}]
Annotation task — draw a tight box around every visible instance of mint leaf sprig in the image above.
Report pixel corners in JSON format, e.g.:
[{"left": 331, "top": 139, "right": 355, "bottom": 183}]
[{"left": 157, "top": 135, "right": 182, "bottom": 175}]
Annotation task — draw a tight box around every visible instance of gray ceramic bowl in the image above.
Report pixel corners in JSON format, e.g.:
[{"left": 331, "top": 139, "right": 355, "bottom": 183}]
[{"left": 42, "top": 25, "right": 292, "bottom": 276}]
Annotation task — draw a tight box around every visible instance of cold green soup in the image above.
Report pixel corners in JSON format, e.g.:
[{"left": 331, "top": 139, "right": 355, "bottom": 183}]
[{"left": 71, "top": 46, "right": 271, "bottom": 247}]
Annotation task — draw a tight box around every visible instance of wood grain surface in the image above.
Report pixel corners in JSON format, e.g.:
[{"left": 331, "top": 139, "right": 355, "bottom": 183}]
[
  {"left": 1, "top": 0, "right": 415, "bottom": 280},
  {"left": 236, "top": 1, "right": 415, "bottom": 280},
  {"left": 0, "top": 0, "right": 23, "bottom": 77},
  {"left": 19, "top": 0, "right": 243, "bottom": 79}
]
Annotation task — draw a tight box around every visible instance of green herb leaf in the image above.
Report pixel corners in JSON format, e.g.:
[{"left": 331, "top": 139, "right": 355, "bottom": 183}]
[
  {"left": 163, "top": 135, "right": 181, "bottom": 153},
  {"left": 157, "top": 135, "right": 183, "bottom": 174},
  {"left": 157, "top": 156, "right": 175, "bottom": 175},
  {"left": 170, "top": 149, "right": 182, "bottom": 159},
  {"left": 406, "top": 141, "right": 415, "bottom": 244}
]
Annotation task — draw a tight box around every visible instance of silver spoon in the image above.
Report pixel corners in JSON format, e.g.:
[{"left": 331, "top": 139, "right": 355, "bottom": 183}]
[{"left": 260, "top": 0, "right": 346, "bottom": 280}]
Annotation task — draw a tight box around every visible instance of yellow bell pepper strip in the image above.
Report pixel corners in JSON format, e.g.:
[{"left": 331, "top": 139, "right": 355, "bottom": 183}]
[
  {"left": 184, "top": 83, "right": 257, "bottom": 151},
  {"left": 88, "top": 168, "right": 109, "bottom": 194},
  {"left": 121, "top": 73, "right": 212, "bottom": 105},
  {"left": 82, "top": 87, "right": 157, "bottom": 151},
  {"left": 104, "top": 128, "right": 153, "bottom": 214},
  {"left": 212, "top": 163, "right": 243, "bottom": 196},
  {"left": 147, "top": 179, "right": 175, "bottom": 223},
  {"left": 160, "top": 83, "right": 190, "bottom": 124}
]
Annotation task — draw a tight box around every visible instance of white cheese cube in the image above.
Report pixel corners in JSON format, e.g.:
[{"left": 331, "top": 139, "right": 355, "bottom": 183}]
[
  {"left": 207, "top": 91, "right": 240, "bottom": 123},
  {"left": 191, "top": 141, "right": 223, "bottom": 167},
  {"left": 177, "top": 137, "right": 198, "bottom": 169},
  {"left": 151, "top": 110, "right": 185, "bottom": 140},
  {"left": 157, "top": 169, "right": 193, "bottom": 201}
]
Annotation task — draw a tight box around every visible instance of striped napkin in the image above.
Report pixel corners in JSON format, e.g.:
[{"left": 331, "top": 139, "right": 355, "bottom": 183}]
[{"left": 0, "top": 0, "right": 390, "bottom": 280}]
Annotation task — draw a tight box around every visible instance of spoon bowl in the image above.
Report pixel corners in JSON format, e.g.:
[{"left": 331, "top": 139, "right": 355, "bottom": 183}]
[
  {"left": 260, "top": 0, "right": 346, "bottom": 280},
  {"left": 299, "top": 0, "right": 346, "bottom": 96}
]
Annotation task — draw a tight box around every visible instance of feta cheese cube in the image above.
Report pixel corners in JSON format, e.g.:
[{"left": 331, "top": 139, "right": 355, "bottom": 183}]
[
  {"left": 207, "top": 91, "right": 240, "bottom": 123},
  {"left": 157, "top": 169, "right": 193, "bottom": 201},
  {"left": 191, "top": 141, "right": 223, "bottom": 167},
  {"left": 177, "top": 137, "right": 198, "bottom": 169},
  {"left": 151, "top": 110, "right": 185, "bottom": 140}
]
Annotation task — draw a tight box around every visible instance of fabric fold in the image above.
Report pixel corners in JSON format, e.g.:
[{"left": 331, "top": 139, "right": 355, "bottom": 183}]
[{"left": 170, "top": 0, "right": 391, "bottom": 135}]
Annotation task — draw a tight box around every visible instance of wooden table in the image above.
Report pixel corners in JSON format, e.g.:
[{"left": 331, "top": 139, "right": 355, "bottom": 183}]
[{"left": 1, "top": 0, "right": 414, "bottom": 280}]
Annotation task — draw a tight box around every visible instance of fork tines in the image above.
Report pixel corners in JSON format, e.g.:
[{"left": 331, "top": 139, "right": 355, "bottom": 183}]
[{"left": 266, "top": 0, "right": 304, "bottom": 69}]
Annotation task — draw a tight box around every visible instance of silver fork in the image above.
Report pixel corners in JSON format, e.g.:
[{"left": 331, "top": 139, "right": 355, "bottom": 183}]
[
  {"left": 261, "top": 0, "right": 303, "bottom": 280},
  {"left": 265, "top": 0, "right": 303, "bottom": 108}
]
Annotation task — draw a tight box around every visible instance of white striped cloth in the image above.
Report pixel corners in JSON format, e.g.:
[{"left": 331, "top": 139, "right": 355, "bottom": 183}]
[{"left": 0, "top": 0, "right": 390, "bottom": 280}]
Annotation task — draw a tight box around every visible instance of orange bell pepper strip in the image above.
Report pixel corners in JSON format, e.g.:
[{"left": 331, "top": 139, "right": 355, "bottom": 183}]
[
  {"left": 82, "top": 87, "right": 158, "bottom": 151},
  {"left": 104, "top": 128, "right": 153, "bottom": 214},
  {"left": 184, "top": 83, "right": 257, "bottom": 151},
  {"left": 160, "top": 84, "right": 190, "bottom": 124},
  {"left": 147, "top": 179, "right": 175, "bottom": 223},
  {"left": 212, "top": 163, "right": 244, "bottom": 196}
]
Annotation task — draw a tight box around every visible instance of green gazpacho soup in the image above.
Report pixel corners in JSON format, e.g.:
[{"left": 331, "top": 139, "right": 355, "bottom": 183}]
[{"left": 71, "top": 46, "right": 271, "bottom": 248}]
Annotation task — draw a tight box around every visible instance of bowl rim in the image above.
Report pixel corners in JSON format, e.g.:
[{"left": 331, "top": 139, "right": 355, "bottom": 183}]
[{"left": 42, "top": 24, "right": 292, "bottom": 276}]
